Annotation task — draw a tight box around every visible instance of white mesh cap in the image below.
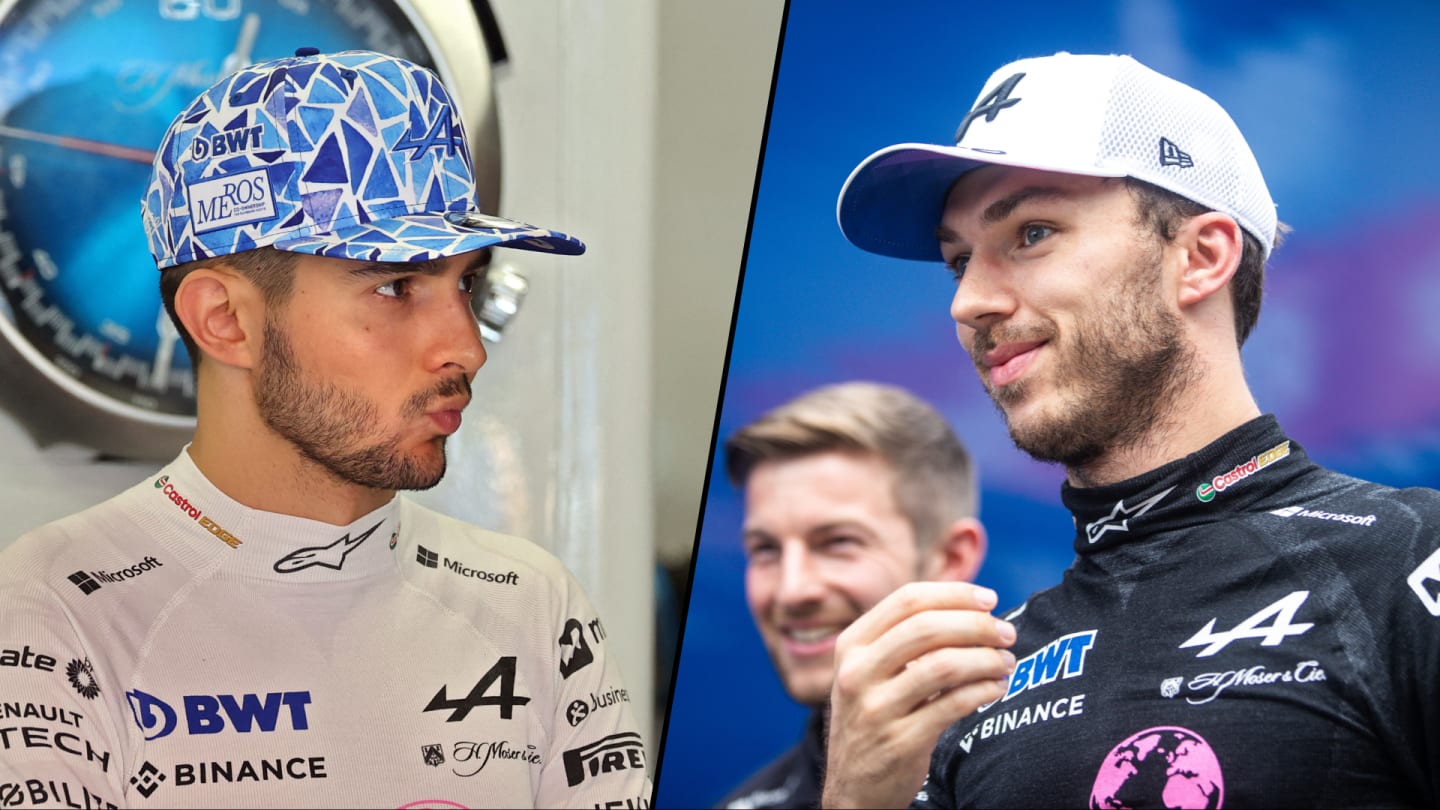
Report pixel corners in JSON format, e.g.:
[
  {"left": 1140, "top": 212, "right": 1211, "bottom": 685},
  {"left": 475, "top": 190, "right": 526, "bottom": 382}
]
[{"left": 837, "top": 52, "right": 1277, "bottom": 261}]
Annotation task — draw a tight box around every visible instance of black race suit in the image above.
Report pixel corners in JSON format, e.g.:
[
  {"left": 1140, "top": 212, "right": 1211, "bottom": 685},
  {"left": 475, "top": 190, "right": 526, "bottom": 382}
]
[
  {"left": 915, "top": 416, "right": 1440, "bottom": 809},
  {"left": 718, "top": 708, "right": 824, "bottom": 809}
]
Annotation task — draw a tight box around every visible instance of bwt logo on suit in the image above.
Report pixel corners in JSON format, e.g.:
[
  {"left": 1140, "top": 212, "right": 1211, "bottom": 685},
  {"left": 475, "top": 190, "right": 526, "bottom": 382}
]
[{"left": 126, "top": 689, "right": 312, "bottom": 740}]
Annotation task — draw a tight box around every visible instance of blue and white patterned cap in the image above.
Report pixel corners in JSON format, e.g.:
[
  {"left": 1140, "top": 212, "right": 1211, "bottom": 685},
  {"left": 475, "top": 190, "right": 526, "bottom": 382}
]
[{"left": 143, "top": 48, "right": 584, "bottom": 270}]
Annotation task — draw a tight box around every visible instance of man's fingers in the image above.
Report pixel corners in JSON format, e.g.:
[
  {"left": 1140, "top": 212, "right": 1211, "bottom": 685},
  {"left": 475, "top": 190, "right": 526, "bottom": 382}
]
[
  {"left": 838, "top": 581, "right": 999, "bottom": 647},
  {"left": 838, "top": 643, "right": 1014, "bottom": 725},
  {"left": 834, "top": 606, "right": 1014, "bottom": 697}
]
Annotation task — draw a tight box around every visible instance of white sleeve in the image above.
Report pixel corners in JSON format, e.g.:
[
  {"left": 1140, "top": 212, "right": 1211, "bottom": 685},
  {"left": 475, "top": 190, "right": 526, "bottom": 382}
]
[
  {"left": 536, "top": 570, "right": 653, "bottom": 809},
  {"left": 0, "top": 579, "right": 128, "bottom": 809}
]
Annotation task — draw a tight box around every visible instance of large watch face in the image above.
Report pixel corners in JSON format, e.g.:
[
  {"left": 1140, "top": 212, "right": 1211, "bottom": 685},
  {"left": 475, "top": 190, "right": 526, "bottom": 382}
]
[{"left": 0, "top": 0, "right": 474, "bottom": 457}]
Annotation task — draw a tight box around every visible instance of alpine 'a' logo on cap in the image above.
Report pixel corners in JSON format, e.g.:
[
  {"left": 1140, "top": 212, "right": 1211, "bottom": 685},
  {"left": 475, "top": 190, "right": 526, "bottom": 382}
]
[
  {"left": 273, "top": 521, "right": 384, "bottom": 573},
  {"left": 955, "top": 72, "right": 1025, "bottom": 143},
  {"left": 1159, "top": 137, "right": 1194, "bottom": 168},
  {"left": 392, "top": 105, "right": 464, "bottom": 161}
]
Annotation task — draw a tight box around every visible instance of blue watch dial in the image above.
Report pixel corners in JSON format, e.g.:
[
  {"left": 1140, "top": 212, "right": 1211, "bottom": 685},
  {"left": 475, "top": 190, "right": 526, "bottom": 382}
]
[{"left": 0, "top": 0, "right": 441, "bottom": 422}]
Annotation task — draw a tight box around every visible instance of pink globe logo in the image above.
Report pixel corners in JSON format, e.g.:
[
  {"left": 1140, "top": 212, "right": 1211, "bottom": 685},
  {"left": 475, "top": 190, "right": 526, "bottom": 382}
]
[{"left": 1091, "top": 725, "right": 1223, "bottom": 809}]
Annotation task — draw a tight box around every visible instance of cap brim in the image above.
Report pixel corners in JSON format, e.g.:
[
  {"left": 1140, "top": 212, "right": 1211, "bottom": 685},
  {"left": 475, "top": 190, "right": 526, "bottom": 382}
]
[
  {"left": 836, "top": 143, "right": 1123, "bottom": 261},
  {"left": 272, "top": 210, "right": 586, "bottom": 263}
]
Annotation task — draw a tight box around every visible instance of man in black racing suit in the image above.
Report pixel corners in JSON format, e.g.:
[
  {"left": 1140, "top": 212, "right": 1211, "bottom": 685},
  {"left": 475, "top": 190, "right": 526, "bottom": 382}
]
[
  {"left": 916, "top": 417, "right": 1439, "bottom": 807},
  {"left": 819, "top": 51, "right": 1440, "bottom": 808}
]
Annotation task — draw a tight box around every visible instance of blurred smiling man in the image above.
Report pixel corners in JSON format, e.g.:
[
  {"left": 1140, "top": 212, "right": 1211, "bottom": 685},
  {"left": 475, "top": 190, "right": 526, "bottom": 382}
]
[{"left": 718, "top": 382, "right": 985, "bottom": 809}]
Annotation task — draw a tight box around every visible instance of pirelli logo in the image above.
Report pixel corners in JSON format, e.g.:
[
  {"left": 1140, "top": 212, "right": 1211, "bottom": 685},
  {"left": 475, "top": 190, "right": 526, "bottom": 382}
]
[{"left": 561, "top": 732, "right": 645, "bottom": 787}]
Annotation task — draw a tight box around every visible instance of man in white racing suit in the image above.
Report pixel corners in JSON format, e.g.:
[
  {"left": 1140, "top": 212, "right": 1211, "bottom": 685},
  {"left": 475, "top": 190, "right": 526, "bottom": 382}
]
[{"left": 0, "top": 48, "right": 651, "bottom": 809}]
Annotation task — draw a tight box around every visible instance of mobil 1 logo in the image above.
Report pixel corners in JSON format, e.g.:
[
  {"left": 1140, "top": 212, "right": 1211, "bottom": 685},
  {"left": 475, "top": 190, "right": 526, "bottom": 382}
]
[{"left": 558, "top": 616, "right": 607, "bottom": 680}]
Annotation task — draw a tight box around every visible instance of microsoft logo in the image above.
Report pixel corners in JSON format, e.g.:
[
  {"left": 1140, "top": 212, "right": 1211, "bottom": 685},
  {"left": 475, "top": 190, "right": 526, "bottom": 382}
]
[
  {"left": 68, "top": 571, "right": 101, "bottom": 595},
  {"left": 416, "top": 546, "right": 439, "bottom": 569}
]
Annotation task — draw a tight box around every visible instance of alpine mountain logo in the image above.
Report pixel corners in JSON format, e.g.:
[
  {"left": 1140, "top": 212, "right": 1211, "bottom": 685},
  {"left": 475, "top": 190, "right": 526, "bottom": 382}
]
[
  {"left": 1085, "top": 488, "right": 1174, "bottom": 544},
  {"left": 273, "top": 521, "right": 383, "bottom": 573},
  {"left": 954, "top": 72, "right": 1024, "bottom": 143},
  {"left": 392, "top": 105, "right": 464, "bottom": 160},
  {"left": 561, "top": 732, "right": 646, "bottom": 787},
  {"left": 125, "top": 689, "right": 312, "bottom": 740},
  {"left": 424, "top": 657, "right": 531, "bottom": 722},
  {"left": 1178, "top": 590, "right": 1314, "bottom": 657}
]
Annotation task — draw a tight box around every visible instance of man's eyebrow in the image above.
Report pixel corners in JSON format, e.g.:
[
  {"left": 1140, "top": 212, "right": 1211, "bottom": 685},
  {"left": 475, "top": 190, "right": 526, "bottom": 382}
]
[
  {"left": 980, "top": 185, "right": 1072, "bottom": 225},
  {"left": 935, "top": 185, "right": 1076, "bottom": 244},
  {"left": 346, "top": 259, "right": 442, "bottom": 278}
]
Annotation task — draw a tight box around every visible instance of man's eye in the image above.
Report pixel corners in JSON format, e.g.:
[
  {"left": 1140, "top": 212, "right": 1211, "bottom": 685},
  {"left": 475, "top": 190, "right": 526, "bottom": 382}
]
[
  {"left": 1021, "top": 224, "right": 1054, "bottom": 246},
  {"left": 948, "top": 256, "right": 970, "bottom": 282},
  {"left": 376, "top": 278, "right": 410, "bottom": 298},
  {"left": 744, "top": 541, "right": 779, "bottom": 561},
  {"left": 460, "top": 272, "right": 481, "bottom": 296}
]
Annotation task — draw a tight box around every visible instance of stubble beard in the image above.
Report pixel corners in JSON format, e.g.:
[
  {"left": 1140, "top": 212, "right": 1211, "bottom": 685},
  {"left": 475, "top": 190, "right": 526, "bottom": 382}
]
[
  {"left": 972, "top": 247, "right": 1201, "bottom": 471},
  {"left": 254, "top": 317, "right": 467, "bottom": 491}
]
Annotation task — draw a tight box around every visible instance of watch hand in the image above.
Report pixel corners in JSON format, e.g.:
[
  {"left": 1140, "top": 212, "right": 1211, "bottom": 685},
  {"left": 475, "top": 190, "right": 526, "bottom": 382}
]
[
  {"left": 0, "top": 124, "right": 153, "bottom": 165},
  {"left": 220, "top": 13, "right": 262, "bottom": 77}
]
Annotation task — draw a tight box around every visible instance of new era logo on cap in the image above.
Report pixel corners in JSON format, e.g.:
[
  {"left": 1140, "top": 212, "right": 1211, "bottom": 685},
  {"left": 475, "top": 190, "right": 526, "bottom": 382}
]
[
  {"left": 143, "top": 49, "right": 585, "bottom": 270},
  {"left": 1159, "top": 137, "right": 1194, "bottom": 169}
]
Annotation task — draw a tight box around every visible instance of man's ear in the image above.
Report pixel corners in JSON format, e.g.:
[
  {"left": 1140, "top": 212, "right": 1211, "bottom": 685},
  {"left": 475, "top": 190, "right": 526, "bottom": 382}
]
[
  {"left": 174, "top": 267, "right": 264, "bottom": 370},
  {"left": 1175, "top": 212, "right": 1244, "bottom": 310},
  {"left": 921, "top": 516, "right": 987, "bottom": 583}
]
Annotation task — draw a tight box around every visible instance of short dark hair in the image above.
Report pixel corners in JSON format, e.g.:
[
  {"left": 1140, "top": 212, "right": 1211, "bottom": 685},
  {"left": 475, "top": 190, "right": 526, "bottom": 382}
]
[
  {"left": 725, "top": 381, "right": 977, "bottom": 548},
  {"left": 1122, "top": 178, "right": 1286, "bottom": 346},
  {"left": 158, "top": 247, "right": 298, "bottom": 368}
]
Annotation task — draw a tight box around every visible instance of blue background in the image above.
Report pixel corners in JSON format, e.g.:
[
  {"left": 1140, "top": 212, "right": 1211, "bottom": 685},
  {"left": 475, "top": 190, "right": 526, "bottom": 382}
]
[{"left": 656, "top": 1, "right": 1440, "bottom": 807}]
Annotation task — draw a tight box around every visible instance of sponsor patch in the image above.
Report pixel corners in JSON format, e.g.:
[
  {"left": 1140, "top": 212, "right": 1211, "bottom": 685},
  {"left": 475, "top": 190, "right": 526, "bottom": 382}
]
[
  {"left": 1179, "top": 590, "right": 1313, "bottom": 658},
  {"left": 450, "top": 740, "right": 542, "bottom": 777},
  {"left": 125, "top": 689, "right": 312, "bottom": 740},
  {"left": 0, "top": 726, "right": 110, "bottom": 774},
  {"left": 559, "top": 617, "right": 606, "bottom": 679},
  {"left": 1085, "top": 489, "right": 1173, "bottom": 544},
  {"left": 1407, "top": 546, "right": 1440, "bottom": 617},
  {"left": 2, "top": 779, "right": 116, "bottom": 809},
  {"left": 67, "top": 658, "right": 100, "bottom": 700},
  {"left": 424, "top": 658, "right": 530, "bottom": 722},
  {"left": 1269, "top": 505, "right": 1377, "bottom": 526},
  {"left": 153, "top": 475, "right": 241, "bottom": 548},
  {"left": 1163, "top": 660, "right": 1327, "bottom": 705},
  {"left": 1091, "top": 726, "right": 1222, "bottom": 809},
  {"left": 187, "top": 168, "right": 276, "bottom": 235},
  {"left": 1196, "top": 441, "right": 1290, "bottom": 502},
  {"left": 561, "top": 732, "right": 645, "bottom": 787},
  {"left": 131, "top": 755, "right": 326, "bottom": 796}
]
